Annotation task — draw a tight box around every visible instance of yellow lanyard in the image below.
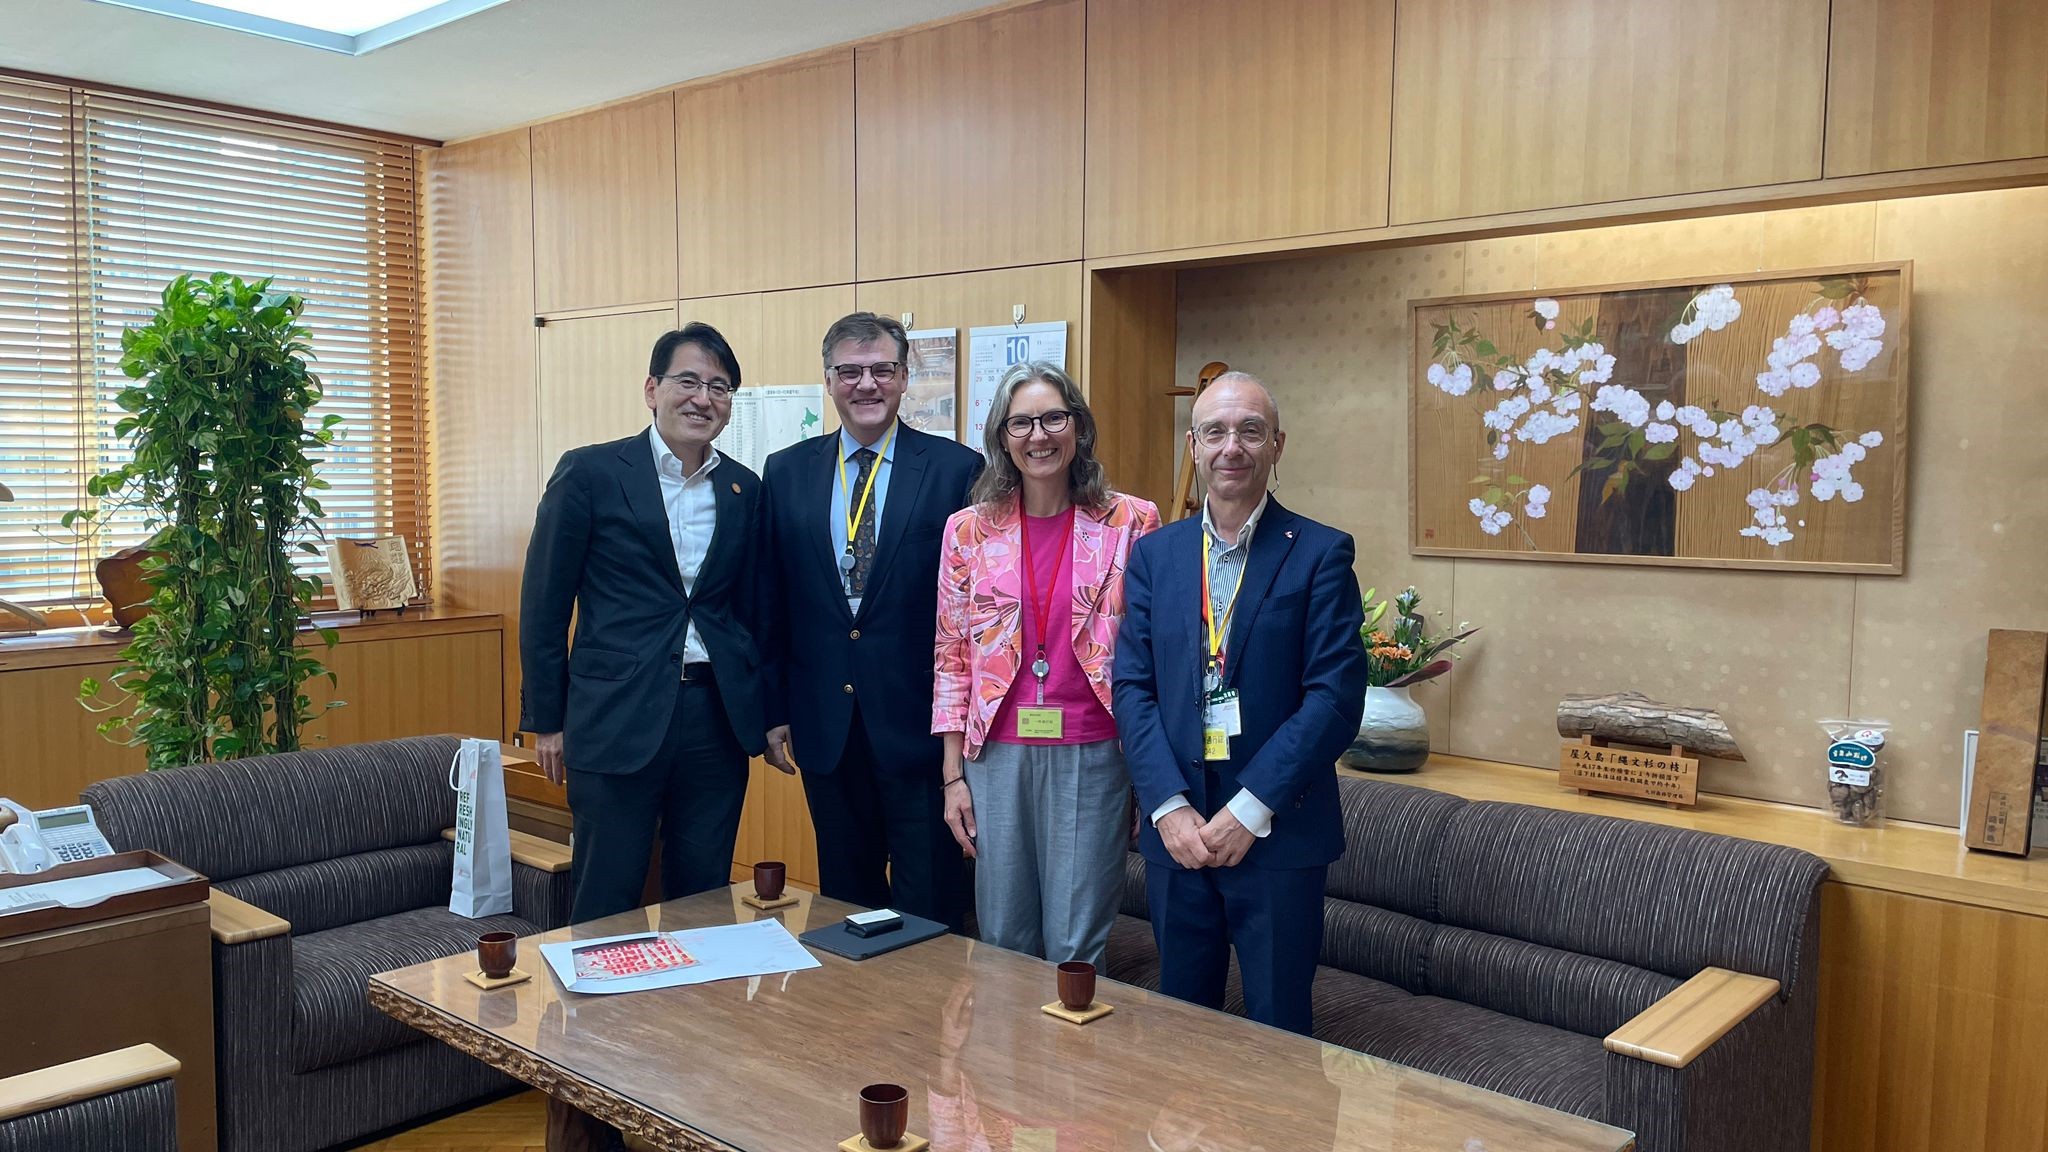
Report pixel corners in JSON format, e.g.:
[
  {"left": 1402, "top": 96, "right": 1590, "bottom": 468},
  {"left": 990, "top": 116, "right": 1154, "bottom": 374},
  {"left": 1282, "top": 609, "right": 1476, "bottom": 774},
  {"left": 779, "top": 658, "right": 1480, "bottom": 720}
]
[
  {"left": 837, "top": 423, "right": 897, "bottom": 559},
  {"left": 1201, "top": 530, "right": 1247, "bottom": 674}
]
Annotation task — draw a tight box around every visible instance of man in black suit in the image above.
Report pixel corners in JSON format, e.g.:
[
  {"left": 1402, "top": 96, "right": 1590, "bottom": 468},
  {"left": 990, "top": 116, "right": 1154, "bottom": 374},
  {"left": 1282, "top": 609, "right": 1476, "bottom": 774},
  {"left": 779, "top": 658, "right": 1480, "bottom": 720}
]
[
  {"left": 761, "top": 312, "right": 982, "bottom": 928},
  {"left": 519, "top": 323, "right": 767, "bottom": 924}
]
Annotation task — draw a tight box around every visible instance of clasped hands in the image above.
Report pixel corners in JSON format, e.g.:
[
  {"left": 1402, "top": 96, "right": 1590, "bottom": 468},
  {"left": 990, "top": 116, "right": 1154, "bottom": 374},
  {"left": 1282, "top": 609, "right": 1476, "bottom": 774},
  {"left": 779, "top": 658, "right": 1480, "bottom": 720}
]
[{"left": 1158, "top": 805, "right": 1253, "bottom": 870}]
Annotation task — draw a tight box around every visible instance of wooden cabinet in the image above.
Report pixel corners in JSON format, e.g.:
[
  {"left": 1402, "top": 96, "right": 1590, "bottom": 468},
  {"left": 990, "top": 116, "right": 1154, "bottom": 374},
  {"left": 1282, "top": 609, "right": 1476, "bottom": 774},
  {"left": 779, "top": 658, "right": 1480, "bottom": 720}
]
[
  {"left": 535, "top": 307, "right": 677, "bottom": 479},
  {"left": 1085, "top": 0, "right": 1394, "bottom": 257},
  {"left": 1826, "top": 0, "right": 2048, "bottom": 176},
  {"left": 676, "top": 55, "right": 855, "bottom": 296},
  {"left": 532, "top": 95, "right": 678, "bottom": 312},
  {"left": 1389, "top": 0, "right": 1828, "bottom": 223},
  {"left": 854, "top": 0, "right": 1084, "bottom": 280}
]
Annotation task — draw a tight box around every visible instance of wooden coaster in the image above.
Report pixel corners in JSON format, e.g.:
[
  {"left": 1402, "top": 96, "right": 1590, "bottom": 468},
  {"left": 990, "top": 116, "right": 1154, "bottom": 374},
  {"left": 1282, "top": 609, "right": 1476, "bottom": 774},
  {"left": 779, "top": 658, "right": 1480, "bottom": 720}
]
[
  {"left": 463, "top": 967, "right": 532, "bottom": 990},
  {"left": 1041, "top": 1000, "right": 1114, "bottom": 1024},
  {"left": 838, "top": 1134, "right": 928, "bottom": 1152},
  {"left": 741, "top": 892, "right": 800, "bottom": 911}
]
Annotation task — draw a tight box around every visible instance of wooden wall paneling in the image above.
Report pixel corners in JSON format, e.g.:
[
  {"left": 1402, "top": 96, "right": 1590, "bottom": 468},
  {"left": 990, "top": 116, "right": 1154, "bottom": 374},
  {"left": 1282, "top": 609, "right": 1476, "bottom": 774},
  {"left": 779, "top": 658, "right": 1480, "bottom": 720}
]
[
  {"left": 855, "top": 264, "right": 1085, "bottom": 380},
  {"left": 424, "top": 134, "right": 538, "bottom": 742},
  {"left": 676, "top": 293, "right": 765, "bottom": 376},
  {"left": 853, "top": 0, "right": 1085, "bottom": 280},
  {"left": 1084, "top": 0, "right": 1394, "bottom": 257},
  {"left": 1826, "top": 0, "right": 2048, "bottom": 177},
  {"left": 1815, "top": 884, "right": 2048, "bottom": 1152},
  {"left": 300, "top": 631, "right": 505, "bottom": 749},
  {"left": 5, "top": 660, "right": 142, "bottom": 809},
  {"left": 1388, "top": 0, "right": 1828, "bottom": 224},
  {"left": 531, "top": 94, "right": 679, "bottom": 312},
  {"left": 758, "top": 284, "right": 857, "bottom": 389},
  {"left": 1083, "top": 267, "right": 1179, "bottom": 509},
  {"left": 535, "top": 307, "right": 681, "bottom": 480},
  {"left": 676, "top": 55, "right": 855, "bottom": 296}
]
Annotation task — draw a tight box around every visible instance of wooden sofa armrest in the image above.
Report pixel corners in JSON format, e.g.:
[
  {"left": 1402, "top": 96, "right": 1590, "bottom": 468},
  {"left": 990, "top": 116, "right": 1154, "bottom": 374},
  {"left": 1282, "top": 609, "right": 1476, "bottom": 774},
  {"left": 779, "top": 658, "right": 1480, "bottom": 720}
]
[
  {"left": 209, "top": 889, "right": 291, "bottom": 944},
  {"left": 1604, "top": 967, "right": 1780, "bottom": 1069},
  {"left": 0, "top": 1044, "right": 179, "bottom": 1122},
  {"left": 441, "top": 827, "right": 572, "bottom": 874}
]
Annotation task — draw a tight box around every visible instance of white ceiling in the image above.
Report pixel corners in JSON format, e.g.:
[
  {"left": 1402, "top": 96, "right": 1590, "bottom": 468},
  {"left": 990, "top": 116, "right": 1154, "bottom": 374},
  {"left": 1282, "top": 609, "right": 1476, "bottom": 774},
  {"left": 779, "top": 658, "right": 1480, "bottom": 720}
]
[{"left": 1, "top": 0, "right": 997, "bottom": 141}]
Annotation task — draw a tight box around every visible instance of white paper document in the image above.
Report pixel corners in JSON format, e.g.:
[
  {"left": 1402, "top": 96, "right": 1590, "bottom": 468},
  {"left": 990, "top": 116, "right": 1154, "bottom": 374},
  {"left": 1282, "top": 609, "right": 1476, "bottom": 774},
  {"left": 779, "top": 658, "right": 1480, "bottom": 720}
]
[
  {"left": 965, "top": 321, "right": 1067, "bottom": 455},
  {"left": 538, "top": 918, "right": 821, "bottom": 995},
  {"left": 713, "top": 388, "right": 762, "bottom": 474},
  {"left": 0, "top": 867, "right": 176, "bottom": 916}
]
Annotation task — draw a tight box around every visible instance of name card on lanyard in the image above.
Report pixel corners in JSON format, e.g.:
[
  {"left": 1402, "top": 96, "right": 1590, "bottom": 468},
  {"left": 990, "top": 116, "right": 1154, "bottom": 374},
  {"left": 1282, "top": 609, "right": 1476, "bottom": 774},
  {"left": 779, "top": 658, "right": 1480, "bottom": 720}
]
[{"left": 1201, "top": 531, "right": 1244, "bottom": 761}]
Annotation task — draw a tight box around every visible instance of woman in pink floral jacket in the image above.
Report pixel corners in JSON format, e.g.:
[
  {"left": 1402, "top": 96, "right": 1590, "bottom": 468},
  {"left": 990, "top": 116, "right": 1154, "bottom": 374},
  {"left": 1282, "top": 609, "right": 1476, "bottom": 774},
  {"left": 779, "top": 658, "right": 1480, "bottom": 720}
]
[{"left": 933, "top": 360, "right": 1161, "bottom": 965}]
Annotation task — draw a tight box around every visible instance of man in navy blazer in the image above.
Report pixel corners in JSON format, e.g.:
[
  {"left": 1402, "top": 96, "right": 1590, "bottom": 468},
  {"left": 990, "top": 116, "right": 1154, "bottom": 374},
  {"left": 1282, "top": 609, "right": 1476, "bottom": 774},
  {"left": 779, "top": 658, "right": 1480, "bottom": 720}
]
[
  {"left": 760, "top": 312, "right": 982, "bottom": 928},
  {"left": 1113, "top": 371, "right": 1367, "bottom": 1034},
  {"left": 519, "top": 324, "right": 767, "bottom": 925}
]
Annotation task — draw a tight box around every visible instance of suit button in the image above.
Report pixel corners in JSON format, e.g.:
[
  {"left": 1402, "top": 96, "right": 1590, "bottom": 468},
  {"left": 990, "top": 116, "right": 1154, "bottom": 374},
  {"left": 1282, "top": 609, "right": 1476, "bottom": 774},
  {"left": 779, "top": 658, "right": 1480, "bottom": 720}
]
[
  {"left": 849, "top": 629, "right": 860, "bottom": 640},
  {"left": 669, "top": 654, "right": 680, "bottom": 663},
  {"left": 843, "top": 683, "right": 854, "bottom": 694}
]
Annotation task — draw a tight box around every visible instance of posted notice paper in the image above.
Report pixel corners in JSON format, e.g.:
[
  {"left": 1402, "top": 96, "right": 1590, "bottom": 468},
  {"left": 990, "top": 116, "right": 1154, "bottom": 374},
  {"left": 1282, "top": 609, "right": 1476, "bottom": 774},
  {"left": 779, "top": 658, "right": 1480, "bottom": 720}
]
[{"left": 538, "top": 918, "right": 821, "bottom": 995}]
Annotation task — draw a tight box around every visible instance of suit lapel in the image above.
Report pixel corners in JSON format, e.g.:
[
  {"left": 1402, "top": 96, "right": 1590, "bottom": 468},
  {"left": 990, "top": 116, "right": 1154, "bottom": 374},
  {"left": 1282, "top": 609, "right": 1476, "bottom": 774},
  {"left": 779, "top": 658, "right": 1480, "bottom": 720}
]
[
  {"left": 856, "top": 422, "right": 929, "bottom": 620},
  {"left": 1222, "top": 499, "right": 1298, "bottom": 689},
  {"left": 616, "top": 434, "right": 685, "bottom": 596},
  {"left": 700, "top": 462, "right": 742, "bottom": 590}
]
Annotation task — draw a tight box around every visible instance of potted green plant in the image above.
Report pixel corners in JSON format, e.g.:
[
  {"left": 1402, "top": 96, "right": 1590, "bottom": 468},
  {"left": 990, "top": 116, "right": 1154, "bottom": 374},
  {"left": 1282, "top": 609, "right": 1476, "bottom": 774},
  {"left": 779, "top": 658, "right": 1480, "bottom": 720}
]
[
  {"left": 65, "top": 273, "right": 343, "bottom": 769},
  {"left": 1342, "top": 586, "right": 1477, "bottom": 773}
]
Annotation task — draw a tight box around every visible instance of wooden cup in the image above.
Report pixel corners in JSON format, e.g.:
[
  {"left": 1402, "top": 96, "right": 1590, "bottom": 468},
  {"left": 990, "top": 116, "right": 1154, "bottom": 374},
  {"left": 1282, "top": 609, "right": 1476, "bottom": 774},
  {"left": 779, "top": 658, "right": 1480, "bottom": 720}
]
[
  {"left": 1057, "top": 961, "right": 1096, "bottom": 1011},
  {"left": 858, "top": 1083, "right": 908, "bottom": 1149},
  {"left": 753, "top": 860, "right": 787, "bottom": 902},
  {"left": 477, "top": 931, "right": 518, "bottom": 979}
]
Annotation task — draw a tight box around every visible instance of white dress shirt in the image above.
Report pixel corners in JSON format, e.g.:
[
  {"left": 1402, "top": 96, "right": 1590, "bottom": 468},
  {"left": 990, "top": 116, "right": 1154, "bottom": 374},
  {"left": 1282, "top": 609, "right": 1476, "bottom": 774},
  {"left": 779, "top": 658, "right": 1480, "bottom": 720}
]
[
  {"left": 649, "top": 424, "right": 720, "bottom": 665},
  {"left": 1150, "top": 494, "right": 1278, "bottom": 839},
  {"left": 828, "top": 423, "right": 898, "bottom": 614}
]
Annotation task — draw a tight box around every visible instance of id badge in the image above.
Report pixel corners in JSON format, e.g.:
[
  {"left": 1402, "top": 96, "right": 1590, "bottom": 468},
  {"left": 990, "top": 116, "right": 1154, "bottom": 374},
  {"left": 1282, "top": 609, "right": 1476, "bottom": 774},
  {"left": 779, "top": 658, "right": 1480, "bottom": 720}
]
[
  {"left": 1202, "top": 688, "right": 1241, "bottom": 760},
  {"left": 1015, "top": 706, "right": 1064, "bottom": 739}
]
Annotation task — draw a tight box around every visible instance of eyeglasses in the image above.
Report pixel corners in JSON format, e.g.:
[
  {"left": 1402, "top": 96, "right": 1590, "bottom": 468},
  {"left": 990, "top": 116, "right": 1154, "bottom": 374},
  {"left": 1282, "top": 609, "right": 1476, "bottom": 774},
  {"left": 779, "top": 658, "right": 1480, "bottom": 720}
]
[
  {"left": 656, "top": 372, "right": 737, "bottom": 398},
  {"left": 1003, "top": 410, "right": 1073, "bottom": 438},
  {"left": 828, "top": 361, "right": 903, "bottom": 386},
  {"left": 1193, "top": 421, "right": 1271, "bottom": 448}
]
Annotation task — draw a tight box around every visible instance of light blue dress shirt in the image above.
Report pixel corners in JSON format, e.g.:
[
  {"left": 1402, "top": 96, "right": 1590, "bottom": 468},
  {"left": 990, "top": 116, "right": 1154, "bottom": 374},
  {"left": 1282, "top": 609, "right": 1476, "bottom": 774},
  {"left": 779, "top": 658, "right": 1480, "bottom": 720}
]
[{"left": 829, "top": 423, "right": 899, "bottom": 609}]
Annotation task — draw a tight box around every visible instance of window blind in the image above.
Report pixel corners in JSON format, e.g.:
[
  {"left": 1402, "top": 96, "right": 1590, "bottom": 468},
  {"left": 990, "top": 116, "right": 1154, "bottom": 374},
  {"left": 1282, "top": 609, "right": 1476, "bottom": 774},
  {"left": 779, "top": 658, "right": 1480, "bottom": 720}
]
[{"left": 0, "top": 78, "right": 426, "bottom": 607}]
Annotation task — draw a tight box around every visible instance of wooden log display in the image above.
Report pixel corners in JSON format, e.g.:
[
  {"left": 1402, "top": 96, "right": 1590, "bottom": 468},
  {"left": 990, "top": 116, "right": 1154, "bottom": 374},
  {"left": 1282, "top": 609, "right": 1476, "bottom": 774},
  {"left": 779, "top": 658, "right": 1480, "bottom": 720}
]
[{"left": 1556, "top": 691, "right": 1744, "bottom": 762}]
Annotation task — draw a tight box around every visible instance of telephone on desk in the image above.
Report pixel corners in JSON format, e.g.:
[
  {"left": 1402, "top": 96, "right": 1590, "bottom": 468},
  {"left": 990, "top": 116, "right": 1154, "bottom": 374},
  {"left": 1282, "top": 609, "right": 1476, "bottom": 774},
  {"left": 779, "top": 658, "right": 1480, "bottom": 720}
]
[{"left": 0, "top": 799, "right": 117, "bottom": 873}]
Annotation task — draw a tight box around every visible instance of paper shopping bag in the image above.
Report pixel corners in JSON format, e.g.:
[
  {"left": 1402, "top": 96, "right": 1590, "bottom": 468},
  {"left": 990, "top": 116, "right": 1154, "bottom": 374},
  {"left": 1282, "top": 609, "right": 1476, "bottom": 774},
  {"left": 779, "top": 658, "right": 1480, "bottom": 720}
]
[{"left": 449, "top": 737, "right": 514, "bottom": 918}]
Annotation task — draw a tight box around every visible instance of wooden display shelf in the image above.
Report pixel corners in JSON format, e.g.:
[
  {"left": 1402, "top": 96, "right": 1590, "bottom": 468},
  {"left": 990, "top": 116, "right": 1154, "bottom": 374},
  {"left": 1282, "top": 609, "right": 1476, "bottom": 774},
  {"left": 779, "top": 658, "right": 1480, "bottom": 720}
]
[
  {"left": 1364, "top": 755, "right": 2048, "bottom": 919},
  {"left": 0, "top": 606, "right": 503, "bottom": 673}
]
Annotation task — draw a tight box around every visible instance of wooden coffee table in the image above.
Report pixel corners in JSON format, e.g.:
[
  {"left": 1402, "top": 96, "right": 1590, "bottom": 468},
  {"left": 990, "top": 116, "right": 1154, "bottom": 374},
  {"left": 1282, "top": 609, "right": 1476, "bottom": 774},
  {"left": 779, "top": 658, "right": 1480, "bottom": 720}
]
[{"left": 370, "top": 886, "right": 1634, "bottom": 1152}]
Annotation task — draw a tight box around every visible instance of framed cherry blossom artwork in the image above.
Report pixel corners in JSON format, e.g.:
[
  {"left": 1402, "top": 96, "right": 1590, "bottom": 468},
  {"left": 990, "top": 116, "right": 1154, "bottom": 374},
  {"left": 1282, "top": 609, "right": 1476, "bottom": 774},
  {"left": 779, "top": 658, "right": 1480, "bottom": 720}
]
[{"left": 1409, "top": 262, "right": 1910, "bottom": 574}]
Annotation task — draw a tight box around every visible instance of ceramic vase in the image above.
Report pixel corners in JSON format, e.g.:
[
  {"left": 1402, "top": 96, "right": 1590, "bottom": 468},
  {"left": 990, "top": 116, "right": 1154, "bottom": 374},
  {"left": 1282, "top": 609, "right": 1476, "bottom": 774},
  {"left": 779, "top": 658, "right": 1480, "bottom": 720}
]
[{"left": 1343, "top": 685, "right": 1430, "bottom": 773}]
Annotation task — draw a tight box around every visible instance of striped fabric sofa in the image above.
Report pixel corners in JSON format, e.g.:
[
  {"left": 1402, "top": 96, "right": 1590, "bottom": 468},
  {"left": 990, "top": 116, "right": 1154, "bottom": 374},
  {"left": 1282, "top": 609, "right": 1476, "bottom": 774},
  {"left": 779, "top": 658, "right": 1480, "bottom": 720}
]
[
  {"left": 82, "top": 735, "right": 572, "bottom": 1152},
  {"left": 0, "top": 1045, "right": 179, "bottom": 1152},
  {"left": 1104, "top": 774, "right": 1828, "bottom": 1152}
]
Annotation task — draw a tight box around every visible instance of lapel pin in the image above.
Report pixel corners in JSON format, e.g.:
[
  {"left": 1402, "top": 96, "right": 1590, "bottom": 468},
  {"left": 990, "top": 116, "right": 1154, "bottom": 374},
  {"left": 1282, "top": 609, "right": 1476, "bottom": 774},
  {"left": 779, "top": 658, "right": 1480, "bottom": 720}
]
[
  {"left": 731, "top": 482, "right": 742, "bottom": 494},
  {"left": 1285, "top": 530, "right": 1295, "bottom": 539}
]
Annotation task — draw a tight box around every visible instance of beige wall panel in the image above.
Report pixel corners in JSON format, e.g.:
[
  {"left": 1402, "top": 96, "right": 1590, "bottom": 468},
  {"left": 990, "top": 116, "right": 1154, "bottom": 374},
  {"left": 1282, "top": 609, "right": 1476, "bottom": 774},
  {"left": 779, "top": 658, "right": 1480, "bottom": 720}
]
[
  {"left": 1084, "top": 0, "right": 1394, "bottom": 258},
  {"left": 759, "top": 284, "right": 857, "bottom": 390},
  {"left": 1815, "top": 884, "right": 2048, "bottom": 1152},
  {"left": 854, "top": 0, "right": 1084, "bottom": 279},
  {"left": 676, "top": 55, "right": 854, "bottom": 296},
  {"left": 855, "top": 265, "right": 1084, "bottom": 381},
  {"left": 1827, "top": 0, "right": 2048, "bottom": 177},
  {"left": 536, "top": 308, "right": 679, "bottom": 480},
  {"left": 532, "top": 94, "right": 679, "bottom": 312},
  {"left": 1176, "top": 245, "right": 1464, "bottom": 751},
  {"left": 425, "top": 133, "right": 538, "bottom": 742},
  {"left": 5, "top": 659, "right": 142, "bottom": 809},
  {"left": 1851, "top": 189, "right": 2048, "bottom": 823},
  {"left": 1389, "top": 0, "right": 1828, "bottom": 224},
  {"left": 677, "top": 293, "right": 764, "bottom": 376}
]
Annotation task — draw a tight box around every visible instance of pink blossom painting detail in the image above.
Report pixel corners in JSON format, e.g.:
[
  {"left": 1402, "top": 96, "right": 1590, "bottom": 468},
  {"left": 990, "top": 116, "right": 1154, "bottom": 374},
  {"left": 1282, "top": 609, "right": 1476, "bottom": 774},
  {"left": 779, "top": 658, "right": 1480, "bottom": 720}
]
[{"left": 1409, "top": 263, "right": 1909, "bottom": 574}]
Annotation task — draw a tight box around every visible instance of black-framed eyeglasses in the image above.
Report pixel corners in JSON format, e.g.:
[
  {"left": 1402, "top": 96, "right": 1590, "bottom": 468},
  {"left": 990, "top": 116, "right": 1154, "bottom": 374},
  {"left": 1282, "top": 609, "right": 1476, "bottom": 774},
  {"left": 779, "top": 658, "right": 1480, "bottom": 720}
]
[
  {"left": 655, "top": 372, "right": 737, "bottom": 397},
  {"left": 1004, "top": 410, "right": 1073, "bottom": 438},
  {"left": 828, "top": 361, "right": 903, "bottom": 386}
]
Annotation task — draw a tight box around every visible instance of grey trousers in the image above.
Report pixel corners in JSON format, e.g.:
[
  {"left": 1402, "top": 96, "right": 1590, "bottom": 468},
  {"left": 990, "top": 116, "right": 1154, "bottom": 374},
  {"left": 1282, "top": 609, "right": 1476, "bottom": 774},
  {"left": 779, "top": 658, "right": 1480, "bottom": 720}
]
[{"left": 963, "top": 737, "right": 1130, "bottom": 966}]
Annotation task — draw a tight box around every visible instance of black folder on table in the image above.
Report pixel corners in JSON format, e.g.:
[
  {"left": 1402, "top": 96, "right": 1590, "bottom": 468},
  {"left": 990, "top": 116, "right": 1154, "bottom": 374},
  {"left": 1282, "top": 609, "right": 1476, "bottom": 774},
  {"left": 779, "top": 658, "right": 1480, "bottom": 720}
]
[{"left": 798, "top": 911, "right": 948, "bottom": 961}]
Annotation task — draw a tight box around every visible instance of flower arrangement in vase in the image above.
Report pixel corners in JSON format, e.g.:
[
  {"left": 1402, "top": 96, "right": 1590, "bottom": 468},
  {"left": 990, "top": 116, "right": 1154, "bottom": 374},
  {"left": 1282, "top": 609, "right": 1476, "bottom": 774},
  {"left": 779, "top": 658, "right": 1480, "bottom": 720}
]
[{"left": 1343, "top": 587, "right": 1478, "bottom": 774}]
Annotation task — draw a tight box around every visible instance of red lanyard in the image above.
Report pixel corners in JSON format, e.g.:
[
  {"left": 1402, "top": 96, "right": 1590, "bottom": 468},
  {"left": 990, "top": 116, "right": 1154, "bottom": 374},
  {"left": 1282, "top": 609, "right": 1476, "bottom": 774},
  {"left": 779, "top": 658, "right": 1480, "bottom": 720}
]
[{"left": 1020, "top": 506, "right": 1075, "bottom": 698}]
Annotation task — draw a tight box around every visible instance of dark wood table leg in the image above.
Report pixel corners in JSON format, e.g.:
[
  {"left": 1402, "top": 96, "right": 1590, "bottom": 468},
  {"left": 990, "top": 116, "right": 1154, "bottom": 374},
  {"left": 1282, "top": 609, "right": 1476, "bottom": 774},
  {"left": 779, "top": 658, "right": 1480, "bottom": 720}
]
[{"left": 546, "top": 1095, "right": 617, "bottom": 1152}]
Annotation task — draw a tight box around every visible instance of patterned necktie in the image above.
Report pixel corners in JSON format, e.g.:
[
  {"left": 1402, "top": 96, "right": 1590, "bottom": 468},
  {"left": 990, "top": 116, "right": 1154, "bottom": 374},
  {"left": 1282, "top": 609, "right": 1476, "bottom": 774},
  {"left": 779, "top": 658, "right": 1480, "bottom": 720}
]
[{"left": 848, "top": 447, "right": 879, "bottom": 598}]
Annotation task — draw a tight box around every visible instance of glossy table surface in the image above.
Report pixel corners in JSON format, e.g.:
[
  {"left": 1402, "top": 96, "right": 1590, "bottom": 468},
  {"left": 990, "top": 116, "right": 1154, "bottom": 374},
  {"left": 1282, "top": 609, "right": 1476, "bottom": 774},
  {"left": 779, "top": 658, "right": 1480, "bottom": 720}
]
[{"left": 370, "top": 886, "right": 1634, "bottom": 1152}]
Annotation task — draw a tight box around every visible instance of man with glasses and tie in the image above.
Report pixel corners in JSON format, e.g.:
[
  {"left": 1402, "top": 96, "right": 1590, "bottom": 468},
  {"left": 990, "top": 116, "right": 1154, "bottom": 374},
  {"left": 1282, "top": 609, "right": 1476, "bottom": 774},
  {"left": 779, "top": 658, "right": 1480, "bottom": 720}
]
[
  {"left": 1113, "top": 371, "right": 1367, "bottom": 1034},
  {"left": 760, "top": 312, "right": 982, "bottom": 928},
  {"left": 519, "top": 323, "right": 769, "bottom": 926}
]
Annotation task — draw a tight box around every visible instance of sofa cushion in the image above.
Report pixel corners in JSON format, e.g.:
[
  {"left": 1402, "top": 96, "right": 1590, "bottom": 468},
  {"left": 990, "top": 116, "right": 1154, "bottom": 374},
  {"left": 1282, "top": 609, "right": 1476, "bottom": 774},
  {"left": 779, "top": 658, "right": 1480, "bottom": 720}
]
[
  {"left": 1104, "top": 913, "right": 1162, "bottom": 989},
  {"left": 1324, "top": 777, "right": 1466, "bottom": 920},
  {"left": 1106, "top": 913, "right": 1413, "bottom": 1025},
  {"left": 1427, "top": 924, "right": 1679, "bottom": 1038},
  {"left": 1435, "top": 801, "right": 1829, "bottom": 991},
  {"left": 84, "top": 736, "right": 464, "bottom": 882},
  {"left": 218, "top": 843, "right": 457, "bottom": 937},
  {"left": 1320, "top": 897, "right": 1435, "bottom": 994},
  {"left": 1314, "top": 994, "right": 1608, "bottom": 1121},
  {"left": 291, "top": 905, "right": 536, "bottom": 1073}
]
